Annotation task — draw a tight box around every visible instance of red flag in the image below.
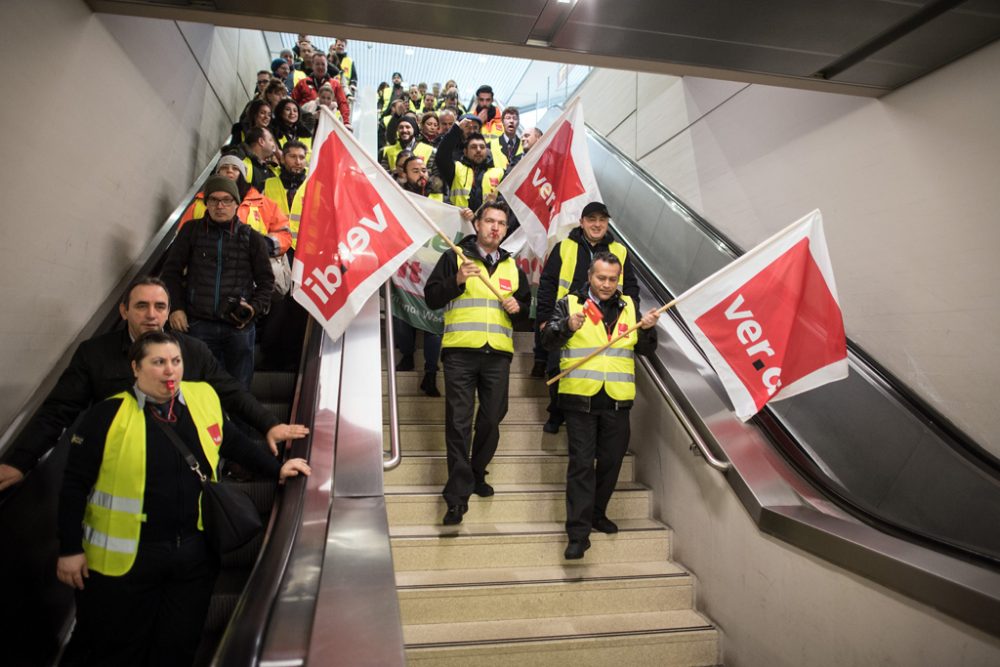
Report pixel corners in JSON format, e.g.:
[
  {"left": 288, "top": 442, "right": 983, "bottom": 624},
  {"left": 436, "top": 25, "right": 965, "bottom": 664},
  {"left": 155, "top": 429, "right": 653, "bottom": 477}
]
[
  {"left": 292, "top": 108, "right": 434, "bottom": 341},
  {"left": 675, "top": 210, "right": 847, "bottom": 420},
  {"left": 498, "top": 98, "right": 602, "bottom": 258}
]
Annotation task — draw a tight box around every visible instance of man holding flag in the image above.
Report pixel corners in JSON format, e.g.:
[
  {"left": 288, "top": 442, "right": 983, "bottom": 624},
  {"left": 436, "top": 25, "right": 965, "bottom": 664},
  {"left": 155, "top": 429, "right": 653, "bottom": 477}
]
[
  {"left": 424, "top": 201, "right": 531, "bottom": 525},
  {"left": 535, "top": 201, "right": 640, "bottom": 433},
  {"left": 541, "top": 252, "right": 660, "bottom": 559}
]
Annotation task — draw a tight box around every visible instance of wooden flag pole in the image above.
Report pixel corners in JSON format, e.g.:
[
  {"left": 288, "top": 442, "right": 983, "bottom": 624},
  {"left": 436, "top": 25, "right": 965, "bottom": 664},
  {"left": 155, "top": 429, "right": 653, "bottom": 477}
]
[
  {"left": 546, "top": 298, "right": 679, "bottom": 386},
  {"left": 411, "top": 206, "right": 506, "bottom": 301}
]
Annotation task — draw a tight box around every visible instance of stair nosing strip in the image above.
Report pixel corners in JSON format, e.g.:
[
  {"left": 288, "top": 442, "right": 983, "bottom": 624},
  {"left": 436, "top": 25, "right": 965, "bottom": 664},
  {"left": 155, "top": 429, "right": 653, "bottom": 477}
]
[
  {"left": 397, "top": 571, "right": 689, "bottom": 590},
  {"left": 392, "top": 525, "right": 667, "bottom": 539},
  {"left": 385, "top": 487, "right": 647, "bottom": 496},
  {"left": 404, "top": 624, "right": 716, "bottom": 650}
]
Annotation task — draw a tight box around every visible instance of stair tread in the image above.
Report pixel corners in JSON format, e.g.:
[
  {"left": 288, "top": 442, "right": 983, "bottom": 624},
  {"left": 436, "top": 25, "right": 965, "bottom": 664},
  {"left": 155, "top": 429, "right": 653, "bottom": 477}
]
[
  {"left": 404, "top": 609, "right": 714, "bottom": 647},
  {"left": 385, "top": 481, "right": 647, "bottom": 496},
  {"left": 390, "top": 518, "right": 665, "bottom": 539},
  {"left": 396, "top": 560, "right": 687, "bottom": 589},
  {"left": 394, "top": 450, "right": 630, "bottom": 459}
]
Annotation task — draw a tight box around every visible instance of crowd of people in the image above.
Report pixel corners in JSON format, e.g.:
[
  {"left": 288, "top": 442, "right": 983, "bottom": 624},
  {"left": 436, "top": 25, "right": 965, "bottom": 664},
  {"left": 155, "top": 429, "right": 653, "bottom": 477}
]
[{"left": 0, "top": 35, "right": 664, "bottom": 665}]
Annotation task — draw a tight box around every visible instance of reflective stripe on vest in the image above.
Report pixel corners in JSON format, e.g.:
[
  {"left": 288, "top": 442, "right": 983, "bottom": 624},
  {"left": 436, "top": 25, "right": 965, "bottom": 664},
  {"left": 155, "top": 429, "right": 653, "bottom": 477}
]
[
  {"left": 442, "top": 256, "right": 518, "bottom": 352},
  {"left": 558, "top": 296, "right": 638, "bottom": 401},
  {"left": 557, "top": 238, "right": 627, "bottom": 300},
  {"left": 450, "top": 162, "right": 505, "bottom": 209},
  {"left": 82, "top": 382, "right": 223, "bottom": 576}
]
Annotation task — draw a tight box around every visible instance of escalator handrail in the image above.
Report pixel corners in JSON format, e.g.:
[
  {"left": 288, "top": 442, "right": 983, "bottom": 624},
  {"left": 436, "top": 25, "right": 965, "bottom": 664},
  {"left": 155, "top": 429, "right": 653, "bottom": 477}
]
[
  {"left": 382, "top": 282, "right": 402, "bottom": 471},
  {"left": 585, "top": 125, "right": 1000, "bottom": 477},
  {"left": 0, "top": 146, "right": 225, "bottom": 483}
]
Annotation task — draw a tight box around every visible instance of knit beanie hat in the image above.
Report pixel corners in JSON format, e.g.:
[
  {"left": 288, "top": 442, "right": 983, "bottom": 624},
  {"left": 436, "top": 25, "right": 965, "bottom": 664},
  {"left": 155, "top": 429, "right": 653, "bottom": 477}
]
[
  {"left": 203, "top": 175, "right": 240, "bottom": 202},
  {"left": 271, "top": 57, "right": 288, "bottom": 73},
  {"left": 216, "top": 154, "right": 248, "bottom": 180}
]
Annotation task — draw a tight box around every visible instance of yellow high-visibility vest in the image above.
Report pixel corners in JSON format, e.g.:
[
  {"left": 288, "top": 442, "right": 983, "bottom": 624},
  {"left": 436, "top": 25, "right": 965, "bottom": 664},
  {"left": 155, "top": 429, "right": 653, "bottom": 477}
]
[
  {"left": 263, "top": 176, "right": 306, "bottom": 250},
  {"left": 339, "top": 55, "right": 354, "bottom": 88},
  {"left": 558, "top": 296, "right": 638, "bottom": 401},
  {"left": 556, "top": 238, "right": 627, "bottom": 300},
  {"left": 490, "top": 136, "right": 523, "bottom": 172},
  {"left": 442, "top": 255, "right": 519, "bottom": 353},
  {"left": 82, "top": 382, "right": 223, "bottom": 576},
  {"left": 450, "top": 162, "right": 504, "bottom": 209},
  {"left": 383, "top": 141, "right": 434, "bottom": 172}
]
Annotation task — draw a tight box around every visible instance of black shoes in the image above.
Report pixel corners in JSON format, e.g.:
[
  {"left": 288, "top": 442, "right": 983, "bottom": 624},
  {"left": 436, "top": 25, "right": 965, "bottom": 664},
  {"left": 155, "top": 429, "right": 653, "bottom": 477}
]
[
  {"left": 564, "top": 538, "right": 591, "bottom": 560},
  {"left": 473, "top": 479, "right": 494, "bottom": 497},
  {"left": 420, "top": 372, "right": 441, "bottom": 397},
  {"left": 395, "top": 354, "right": 415, "bottom": 372},
  {"left": 542, "top": 419, "right": 561, "bottom": 434},
  {"left": 442, "top": 504, "right": 467, "bottom": 525},
  {"left": 592, "top": 516, "right": 619, "bottom": 534},
  {"left": 530, "top": 360, "right": 547, "bottom": 378}
]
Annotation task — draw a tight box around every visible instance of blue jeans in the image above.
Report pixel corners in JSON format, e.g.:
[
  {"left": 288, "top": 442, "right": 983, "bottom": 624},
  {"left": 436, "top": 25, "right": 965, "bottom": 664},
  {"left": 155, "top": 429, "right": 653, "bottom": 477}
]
[{"left": 188, "top": 319, "right": 255, "bottom": 390}]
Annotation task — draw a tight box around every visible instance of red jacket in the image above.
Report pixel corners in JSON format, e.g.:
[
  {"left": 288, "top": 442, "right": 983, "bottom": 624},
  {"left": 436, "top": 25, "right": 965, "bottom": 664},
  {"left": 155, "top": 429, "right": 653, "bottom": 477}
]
[{"left": 292, "top": 75, "right": 351, "bottom": 124}]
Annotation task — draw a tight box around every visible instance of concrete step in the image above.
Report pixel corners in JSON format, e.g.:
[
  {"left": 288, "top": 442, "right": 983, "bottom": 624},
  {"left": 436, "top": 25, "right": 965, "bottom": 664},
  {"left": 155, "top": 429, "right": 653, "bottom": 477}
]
[
  {"left": 384, "top": 423, "right": 567, "bottom": 454},
  {"left": 397, "top": 560, "right": 693, "bottom": 624},
  {"left": 390, "top": 519, "right": 669, "bottom": 571},
  {"left": 385, "top": 396, "right": 549, "bottom": 424},
  {"left": 385, "top": 483, "right": 650, "bottom": 526},
  {"left": 385, "top": 351, "right": 539, "bottom": 375},
  {"left": 399, "top": 331, "right": 537, "bottom": 354},
  {"left": 404, "top": 609, "right": 718, "bottom": 666},
  {"left": 384, "top": 371, "right": 549, "bottom": 398},
  {"left": 383, "top": 451, "right": 634, "bottom": 487}
]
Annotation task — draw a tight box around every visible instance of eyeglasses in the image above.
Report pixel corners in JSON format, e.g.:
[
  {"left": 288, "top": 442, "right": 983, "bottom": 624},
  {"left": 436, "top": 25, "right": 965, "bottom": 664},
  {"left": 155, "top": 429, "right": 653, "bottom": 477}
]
[{"left": 206, "top": 196, "right": 237, "bottom": 206}]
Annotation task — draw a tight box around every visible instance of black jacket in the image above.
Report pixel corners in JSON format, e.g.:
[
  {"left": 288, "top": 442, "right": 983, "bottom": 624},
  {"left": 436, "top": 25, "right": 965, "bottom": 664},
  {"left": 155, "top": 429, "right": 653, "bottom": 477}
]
[
  {"left": 434, "top": 124, "right": 499, "bottom": 211},
  {"left": 161, "top": 216, "right": 274, "bottom": 323},
  {"left": 3, "top": 329, "right": 280, "bottom": 474},
  {"left": 536, "top": 226, "right": 640, "bottom": 326},
  {"left": 424, "top": 234, "right": 531, "bottom": 357},
  {"left": 58, "top": 392, "right": 281, "bottom": 554},
  {"left": 540, "top": 286, "right": 657, "bottom": 412}
]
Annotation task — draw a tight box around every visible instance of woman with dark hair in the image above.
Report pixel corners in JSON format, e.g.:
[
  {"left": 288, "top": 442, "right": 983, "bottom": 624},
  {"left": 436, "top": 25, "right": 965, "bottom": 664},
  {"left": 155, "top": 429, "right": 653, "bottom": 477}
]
[
  {"left": 271, "top": 98, "right": 313, "bottom": 154},
  {"left": 57, "top": 331, "right": 310, "bottom": 666},
  {"left": 229, "top": 99, "right": 272, "bottom": 148}
]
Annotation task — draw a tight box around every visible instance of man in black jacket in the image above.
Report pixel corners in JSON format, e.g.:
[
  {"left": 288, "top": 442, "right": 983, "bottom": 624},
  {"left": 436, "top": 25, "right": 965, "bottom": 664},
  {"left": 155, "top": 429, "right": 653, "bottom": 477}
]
[
  {"left": 161, "top": 175, "right": 274, "bottom": 391},
  {"left": 540, "top": 253, "right": 659, "bottom": 559},
  {"left": 424, "top": 202, "right": 531, "bottom": 524},
  {"left": 0, "top": 277, "right": 308, "bottom": 492},
  {"left": 534, "top": 202, "right": 640, "bottom": 433}
]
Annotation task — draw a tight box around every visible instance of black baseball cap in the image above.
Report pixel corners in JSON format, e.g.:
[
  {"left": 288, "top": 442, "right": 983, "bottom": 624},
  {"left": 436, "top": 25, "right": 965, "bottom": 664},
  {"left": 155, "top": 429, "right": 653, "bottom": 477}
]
[{"left": 581, "top": 201, "right": 610, "bottom": 218}]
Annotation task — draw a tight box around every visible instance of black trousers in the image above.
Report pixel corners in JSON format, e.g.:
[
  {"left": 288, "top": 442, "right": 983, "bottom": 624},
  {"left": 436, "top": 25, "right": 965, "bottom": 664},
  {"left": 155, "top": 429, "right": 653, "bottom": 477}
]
[
  {"left": 564, "top": 408, "right": 631, "bottom": 541},
  {"left": 442, "top": 350, "right": 511, "bottom": 506},
  {"left": 61, "top": 534, "right": 218, "bottom": 667}
]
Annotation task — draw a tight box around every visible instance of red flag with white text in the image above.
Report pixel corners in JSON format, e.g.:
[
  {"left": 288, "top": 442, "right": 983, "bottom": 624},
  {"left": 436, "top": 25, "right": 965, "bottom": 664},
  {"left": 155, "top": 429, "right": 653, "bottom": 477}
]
[
  {"left": 498, "top": 98, "right": 601, "bottom": 258},
  {"left": 674, "top": 210, "right": 847, "bottom": 421},
  {"left": 291, "top": 107, "right": 435, "bottom": 341}
]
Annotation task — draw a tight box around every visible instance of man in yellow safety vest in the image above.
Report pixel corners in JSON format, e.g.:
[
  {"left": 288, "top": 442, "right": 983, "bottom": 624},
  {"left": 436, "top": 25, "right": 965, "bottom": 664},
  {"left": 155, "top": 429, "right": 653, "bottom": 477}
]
[
  {"left": 540, "top": 252, "right": 660, "bottom": 559},
  {"left": 424, "top": 201, "right": 530, "bottom": 525}
]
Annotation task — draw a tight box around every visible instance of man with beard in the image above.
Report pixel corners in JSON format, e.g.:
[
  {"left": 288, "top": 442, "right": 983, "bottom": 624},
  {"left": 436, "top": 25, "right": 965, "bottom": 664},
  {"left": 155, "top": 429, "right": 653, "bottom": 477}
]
[
  {"left": 436, "top": 119, "right": 505, "bottom": 213},
  {"left": 263, "top": 141, "right": 308, "bottom": 256}
]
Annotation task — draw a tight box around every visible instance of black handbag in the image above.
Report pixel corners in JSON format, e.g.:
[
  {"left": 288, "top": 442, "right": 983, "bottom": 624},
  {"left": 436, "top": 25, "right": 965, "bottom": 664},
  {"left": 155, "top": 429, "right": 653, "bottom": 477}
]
[{"left": 153, "top": 419, "right": 263, "bottom": 554}]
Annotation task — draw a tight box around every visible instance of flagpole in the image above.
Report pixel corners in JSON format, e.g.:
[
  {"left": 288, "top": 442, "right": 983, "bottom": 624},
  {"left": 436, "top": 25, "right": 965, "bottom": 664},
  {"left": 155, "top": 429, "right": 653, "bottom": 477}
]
[{"left": 545, "top": 297, "right": 679, "bottom": 387}]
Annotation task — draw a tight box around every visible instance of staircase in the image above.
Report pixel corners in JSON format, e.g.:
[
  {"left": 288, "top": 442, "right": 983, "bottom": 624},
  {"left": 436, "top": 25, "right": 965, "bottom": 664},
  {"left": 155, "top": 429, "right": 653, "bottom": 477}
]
[{"left": 384, "top": 331, "right": 720, "bottom": 666}]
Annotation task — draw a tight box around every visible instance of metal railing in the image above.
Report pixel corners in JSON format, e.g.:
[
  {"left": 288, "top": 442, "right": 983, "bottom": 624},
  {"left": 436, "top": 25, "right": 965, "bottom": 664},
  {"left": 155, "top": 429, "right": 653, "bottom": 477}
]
[{"left": 382, "top": 283, "right": 402, "bottom": 471}]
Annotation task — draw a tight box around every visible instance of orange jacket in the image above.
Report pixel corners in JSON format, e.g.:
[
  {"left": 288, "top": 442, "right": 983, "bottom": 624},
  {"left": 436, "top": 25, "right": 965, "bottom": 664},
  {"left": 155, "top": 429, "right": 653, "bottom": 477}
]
[{"left": 179, "top": 187, "right": 292, "bottom": 255}]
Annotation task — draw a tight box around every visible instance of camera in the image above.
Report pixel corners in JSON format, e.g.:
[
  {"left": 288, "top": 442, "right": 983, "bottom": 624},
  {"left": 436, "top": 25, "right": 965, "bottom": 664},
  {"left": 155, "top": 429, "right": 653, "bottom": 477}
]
[{"left": 223, "top": 296, "right": 254, "bottom": 327}]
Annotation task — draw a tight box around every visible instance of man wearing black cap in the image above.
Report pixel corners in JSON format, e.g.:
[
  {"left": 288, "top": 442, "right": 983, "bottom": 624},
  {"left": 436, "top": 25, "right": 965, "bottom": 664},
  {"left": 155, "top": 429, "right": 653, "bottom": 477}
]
[
  {"left": 161, "top": 175, "right": 274, "bottom": 391},
  {"left": 534, "top": 202, "right": 640, "bottom": 432}
]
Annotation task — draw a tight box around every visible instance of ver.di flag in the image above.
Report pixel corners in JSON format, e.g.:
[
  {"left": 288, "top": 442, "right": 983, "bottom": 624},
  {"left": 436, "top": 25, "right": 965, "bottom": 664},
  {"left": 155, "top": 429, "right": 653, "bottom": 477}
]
[
  {"left": 674, "top": 210, "right": 847, "bottom": 421},
  {"left": 390, "top": 194, "right": 474, "bottom": 334},
  {"left": 498, "top": 97, "right": 601, "bottom": 258},
  {"left": 292, "top": 107, "right": 435, "bottom": 341}
]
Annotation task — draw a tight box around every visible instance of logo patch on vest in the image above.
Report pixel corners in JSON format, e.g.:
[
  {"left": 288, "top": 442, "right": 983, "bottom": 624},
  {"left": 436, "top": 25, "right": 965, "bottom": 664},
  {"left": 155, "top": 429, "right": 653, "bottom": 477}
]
[
  {"left": 498, "top": 278, "right": 512, "bottom": 291},
  {"left": 618, "top": 322, "right": 629, "bottom": 335},
  {"left": 206, "top": 423, "right": 223, "bottom": 446}
]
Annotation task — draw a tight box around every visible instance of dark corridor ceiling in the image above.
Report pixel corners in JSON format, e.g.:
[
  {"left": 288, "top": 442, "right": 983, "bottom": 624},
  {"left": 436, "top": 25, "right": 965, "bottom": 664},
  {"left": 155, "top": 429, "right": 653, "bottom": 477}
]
[{"left": 87, "top": 0, "right": 1000, "bottom": 96}]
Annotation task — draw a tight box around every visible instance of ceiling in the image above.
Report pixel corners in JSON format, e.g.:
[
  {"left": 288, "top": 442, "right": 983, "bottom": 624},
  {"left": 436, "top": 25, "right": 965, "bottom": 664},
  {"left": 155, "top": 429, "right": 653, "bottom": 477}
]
[{"left": 86, "top": 0, "right": 1000, "bottom": 96}]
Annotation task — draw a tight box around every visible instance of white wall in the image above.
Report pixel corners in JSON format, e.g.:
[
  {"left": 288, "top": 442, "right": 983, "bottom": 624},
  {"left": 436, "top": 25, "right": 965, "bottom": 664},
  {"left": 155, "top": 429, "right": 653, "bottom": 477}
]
[
  {"left": 0, "top": 0, "right": 268, "bottom": 437},
  {"left": 630, "top": 373, "right": 1000, "bottom": 666},
  {"left": 577, "top": 41, "right": 1000, "bottom": 456}
]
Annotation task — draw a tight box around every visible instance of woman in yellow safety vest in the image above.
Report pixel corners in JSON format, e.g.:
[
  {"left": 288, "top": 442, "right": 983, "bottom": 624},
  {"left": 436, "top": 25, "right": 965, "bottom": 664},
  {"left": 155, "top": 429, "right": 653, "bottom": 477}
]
[
  {"left": 271, "top": 98, "right": 314, "bottom": 154},
  {"left": 56, "top": 331, "right": 310, "bottom": 666}
]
